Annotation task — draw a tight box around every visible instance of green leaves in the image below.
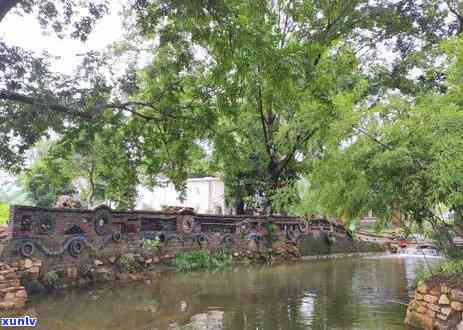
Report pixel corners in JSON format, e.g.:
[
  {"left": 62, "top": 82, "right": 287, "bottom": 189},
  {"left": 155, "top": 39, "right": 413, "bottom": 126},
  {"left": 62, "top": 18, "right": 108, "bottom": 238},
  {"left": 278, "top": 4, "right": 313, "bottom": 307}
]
[{"left": 300, "top": 35, "right": 463, "bottom": 232}]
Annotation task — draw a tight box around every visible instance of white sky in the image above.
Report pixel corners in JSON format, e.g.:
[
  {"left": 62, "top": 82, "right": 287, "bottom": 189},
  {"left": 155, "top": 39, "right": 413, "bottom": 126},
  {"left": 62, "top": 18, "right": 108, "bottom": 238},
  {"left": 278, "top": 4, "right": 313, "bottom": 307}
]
[
  {"left": 0, "top": 1, "right": 125, "bottom": 74},
  {"left": 0, "top": 2, "right": 126, "bottom": 184}
]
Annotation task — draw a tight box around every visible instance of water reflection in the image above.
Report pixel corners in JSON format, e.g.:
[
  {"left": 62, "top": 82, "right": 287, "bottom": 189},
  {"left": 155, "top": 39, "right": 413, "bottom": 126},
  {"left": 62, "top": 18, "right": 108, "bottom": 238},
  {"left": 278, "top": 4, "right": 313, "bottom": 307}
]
[{"left": 13, "top": 256, "right": 440, "bottom": 330}]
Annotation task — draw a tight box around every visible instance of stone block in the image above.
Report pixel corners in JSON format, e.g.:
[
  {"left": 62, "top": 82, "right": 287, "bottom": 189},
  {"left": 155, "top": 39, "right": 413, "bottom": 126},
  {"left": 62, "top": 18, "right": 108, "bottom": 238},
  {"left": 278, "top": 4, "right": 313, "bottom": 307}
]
[
  {"left": 424, "top": 294, "right": 438, "bottom": 304},
  {"left": 442, "top": 285, "right": 450, "bottom": 294},
  {"left": 452, "top": 289, "right": 463, "bottom": 303},
  {"left": 441, "top": 307, "right": 452, "bottom": 316},
  {"left": 428, "top": 303, "right": 441, "bottom": 312},
  {"left": 452, "top": 301, "right": 463, "bottom": 311},
  {"left": 418, "top": 282, "right": 429, "bottom": 294},
  {"left": 405, "top": 310, "right": 433, "bottom": 330},
  {"left": 439, "top": 295, "right": 450, "bottom": 305},
  {"left": 23, "top": 259, "right": 33, "bottom": 269},
  {"left": 426, "top": 309, "right": 436, "bottom": 318},
  {"left": 417, "top": 306, "right": 428, "bottom": 314},
  {"left": 431, "top": 287, "right": 441, "bottom": 295},
  {"left": 15, "top": 289, "right": 27, "bottom": 298}
]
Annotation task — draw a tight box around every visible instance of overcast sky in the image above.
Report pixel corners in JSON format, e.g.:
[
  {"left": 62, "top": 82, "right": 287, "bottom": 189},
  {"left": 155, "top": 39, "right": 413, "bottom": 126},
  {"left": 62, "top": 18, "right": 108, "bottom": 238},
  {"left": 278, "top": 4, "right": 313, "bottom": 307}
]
[
  {"left": 0, "top": 1, "right": 125, "bottom": 74},
  {"left": 0, "top": 2, "right": 126, "bottom": 183}
]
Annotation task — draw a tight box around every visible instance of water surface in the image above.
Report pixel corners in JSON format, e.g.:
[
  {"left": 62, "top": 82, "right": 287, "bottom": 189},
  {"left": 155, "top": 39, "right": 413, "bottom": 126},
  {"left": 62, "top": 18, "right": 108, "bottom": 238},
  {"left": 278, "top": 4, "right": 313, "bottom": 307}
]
[{"left": 21, "top": 255, "right": 441, "bottom": 329}]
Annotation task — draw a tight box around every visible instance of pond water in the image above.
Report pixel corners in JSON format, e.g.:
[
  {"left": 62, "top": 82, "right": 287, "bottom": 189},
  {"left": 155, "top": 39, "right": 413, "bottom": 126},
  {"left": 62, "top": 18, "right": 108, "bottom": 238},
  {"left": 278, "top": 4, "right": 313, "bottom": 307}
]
[{"left": 18, "top": 255, "right": 443, "bottom": 329}]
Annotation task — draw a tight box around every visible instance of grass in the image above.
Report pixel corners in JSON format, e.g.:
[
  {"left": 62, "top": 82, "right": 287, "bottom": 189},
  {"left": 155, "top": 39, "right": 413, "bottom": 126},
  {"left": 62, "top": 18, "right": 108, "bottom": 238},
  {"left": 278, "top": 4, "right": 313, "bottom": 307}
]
[
  {"left": 171, "top": 249, "right": 232, "bottom": 272},
  {"left": 0, "top": 203, "right": 9, "bottom": 225}
]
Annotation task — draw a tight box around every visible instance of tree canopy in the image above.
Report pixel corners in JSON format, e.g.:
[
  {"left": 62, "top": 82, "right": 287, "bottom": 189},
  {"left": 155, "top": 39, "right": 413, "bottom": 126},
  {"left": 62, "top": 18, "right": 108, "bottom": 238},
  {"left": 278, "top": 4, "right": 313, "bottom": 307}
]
[{"left": 1, "top": 0, "right": 463, "bottom": 219}]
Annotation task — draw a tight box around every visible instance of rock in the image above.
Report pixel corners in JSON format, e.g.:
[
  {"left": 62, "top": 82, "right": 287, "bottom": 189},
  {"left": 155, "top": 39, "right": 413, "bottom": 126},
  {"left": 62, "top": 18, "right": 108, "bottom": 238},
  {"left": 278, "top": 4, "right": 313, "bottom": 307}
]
[
  {"left": 428, "top": 303, "right": 441, "bottom": 312},
  {"left": 452, "top": 289, "right": 463, "bottom": 303},
  {"left": 431, "top": 287, "right": 441, "bottom": 295},
  {"left": 409, "top": 311, "right": 434, "bottom": 329},
  {"left": 418, "top": 283, "right": 429, "bottom": 294},
  {"left": 441, "top": 307, "right": 452, "bottom": 315},
  {"left": 15, "top": 289, "right": 27, "bottom": 298},
  {"left": 442, "top": 285, "right": 450, "bottom": 294},
  {"left": 66, "top": 267, "right": 78, "bottom": 279},
  {"left": 94, "top": 260, "right": 104, "bottom": 266},
  {"left": 4, "top": 292, "right": 15, "bottom": 300},
  {"left": 417, "top": 306, "right": 427, "bottom": 314},
  {"left": 439, "top": 294, "right": 450, "bottom": 305},
  {"left": 145, "top": 258, "right": 153, "bottom": 264},
  {"left": 424, "top": 294, "right": 438, "bottom": 304},
  {"left": 22, "top": 259, "right": 33, "bottom": 269},
  {"left": 109, "top": 257, "right": 117, "bottom": 264},
  {"left": 452, "top": 301, "right": 463, "bottom": 311},
  {"left": 247, "top": 240, "right": 258, "bottom": 252},
  {"left": 427, "top": 309, "right": 436, "bottom": 318}
]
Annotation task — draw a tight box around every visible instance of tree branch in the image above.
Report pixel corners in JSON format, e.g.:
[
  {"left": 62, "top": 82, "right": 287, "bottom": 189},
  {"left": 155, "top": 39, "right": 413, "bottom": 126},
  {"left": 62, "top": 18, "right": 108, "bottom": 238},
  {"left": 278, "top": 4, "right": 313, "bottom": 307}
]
[
  {"left": 276, "top": 127, "right": 319, "bottom": 177},
  {"left": 0, "top": 0, "right": 20, "bottom": 23},
  {"left": 0, "top": 90, "right": 93, "bottom": 118}
]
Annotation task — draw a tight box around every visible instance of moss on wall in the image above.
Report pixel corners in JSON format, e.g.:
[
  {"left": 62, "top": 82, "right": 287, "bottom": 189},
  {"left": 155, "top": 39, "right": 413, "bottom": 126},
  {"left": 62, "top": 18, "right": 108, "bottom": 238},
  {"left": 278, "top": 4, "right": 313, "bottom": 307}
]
[{"left": 297, "top": 234, "right": 385, "bottom": 256}]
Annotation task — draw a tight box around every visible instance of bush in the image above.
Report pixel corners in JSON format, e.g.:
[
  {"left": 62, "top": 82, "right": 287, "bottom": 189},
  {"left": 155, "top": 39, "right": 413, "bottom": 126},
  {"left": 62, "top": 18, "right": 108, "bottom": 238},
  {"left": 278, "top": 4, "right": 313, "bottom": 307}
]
[
  {"left": 171, "top": 250, "right": 232, "bottom": 272},
  {"left": 411, "top": 259, "right": 463, "bottom": 288},
  {"left": 0, "top": 203, "right": 9, "bottom": 225},
  {"left": 41, "top": 271, "right": 60, "bottom": 290},
  {"left": 118, "top": 254, "right": 137, "bottom": 273},
  {"left": 142, "top": 238, "right": 161, "bottom": 253},
  {"left": 440, "top": 259, "right": 463, "bottom": 274}
]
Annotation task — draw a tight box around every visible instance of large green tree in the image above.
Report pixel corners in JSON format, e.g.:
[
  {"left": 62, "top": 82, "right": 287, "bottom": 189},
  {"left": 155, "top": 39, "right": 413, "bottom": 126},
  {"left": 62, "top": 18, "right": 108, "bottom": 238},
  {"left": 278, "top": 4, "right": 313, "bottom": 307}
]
[
  {"left": 299, "top": 36, "right": 463, "bottom": 243},
  {"left": 1, "top": 0, "right": 462, "bottom": 214},
  {"left": 133, "top": 0, "right": 462, "bottom": 214}
]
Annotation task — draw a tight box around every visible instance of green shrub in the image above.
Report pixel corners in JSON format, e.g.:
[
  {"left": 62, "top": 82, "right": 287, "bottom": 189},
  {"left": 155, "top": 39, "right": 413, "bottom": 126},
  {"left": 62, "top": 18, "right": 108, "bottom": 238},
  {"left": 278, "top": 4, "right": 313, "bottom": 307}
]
[
  {"left": 41, "top": 271, "right": 60, "bottom": 289},
  {"left": 142, "top": 238, "right": 162, "bottom": 253},
  {"left": 0, "top": 203, "right": 9, "bottom": 225},
  {"left": 440, "top": 259, "right": 463, "bottom": 274},
  {"left": 118, "top": 254, "right": 137, "bottom": 273},
  {"left": 411, "top": 260, "right": 462, "bottom": 288},
  {"left": 171, "top": 250, "right": 232, "bottom": 272}
]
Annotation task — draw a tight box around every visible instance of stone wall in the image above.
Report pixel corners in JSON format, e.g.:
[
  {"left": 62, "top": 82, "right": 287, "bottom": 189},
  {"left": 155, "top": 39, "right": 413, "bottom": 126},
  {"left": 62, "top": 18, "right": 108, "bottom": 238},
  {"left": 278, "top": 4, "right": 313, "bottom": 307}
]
[
  {"left": 405, "top": 278, "right": 463, "bottom": 329},
  {"left": 0, "top": 205, "right": 382, "bottom": 310}
]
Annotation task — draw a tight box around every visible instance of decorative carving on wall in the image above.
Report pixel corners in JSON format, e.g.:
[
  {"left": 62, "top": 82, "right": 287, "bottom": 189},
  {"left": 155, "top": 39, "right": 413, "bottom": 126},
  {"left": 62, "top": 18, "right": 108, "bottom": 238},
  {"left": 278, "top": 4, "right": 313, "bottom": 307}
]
[
  {"left": 182, "top": 217, "right": 194, "bottom": 233},
  {"left": 193, "top": 233, "right": 208, "bottom": 247},
  {"left": 248, "top": 232, "right": 263, "bottom": 242},
  {"left": 221, "top": 234, "right": 234, "bottom": 247},
  {"left": 239, "top": 219, "right": 251, "bottom": 235},
  {"left": 298, "top": 220, "right": 310, "bottom": 234},
  {"left": 36, "top": 215, "right": 56, "bottom": 234},
  {"left": 64, "top": 224, "right": 85, "bottom": 235},
  {"left": 68, "top": 239, "right": 84, "bottom": 257},
  {"left": 17, "top": 240, "right": 35, "bottom": 257},
  {"left": 93, "top": 206, "right": 112, "bottom": 236},
  {"left": 112, "top": 231, "right": 122, "bottom": 242},
  {"left": 20, "top": 216, "right": 32, "bottom": 232}
]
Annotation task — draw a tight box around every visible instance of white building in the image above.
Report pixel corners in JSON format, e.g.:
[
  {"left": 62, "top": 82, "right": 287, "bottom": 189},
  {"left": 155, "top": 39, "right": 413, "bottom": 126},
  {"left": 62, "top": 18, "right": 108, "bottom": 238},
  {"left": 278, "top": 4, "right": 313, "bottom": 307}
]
[{"left": 136, "top": 177, "right": 229, "bottom": 215}]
